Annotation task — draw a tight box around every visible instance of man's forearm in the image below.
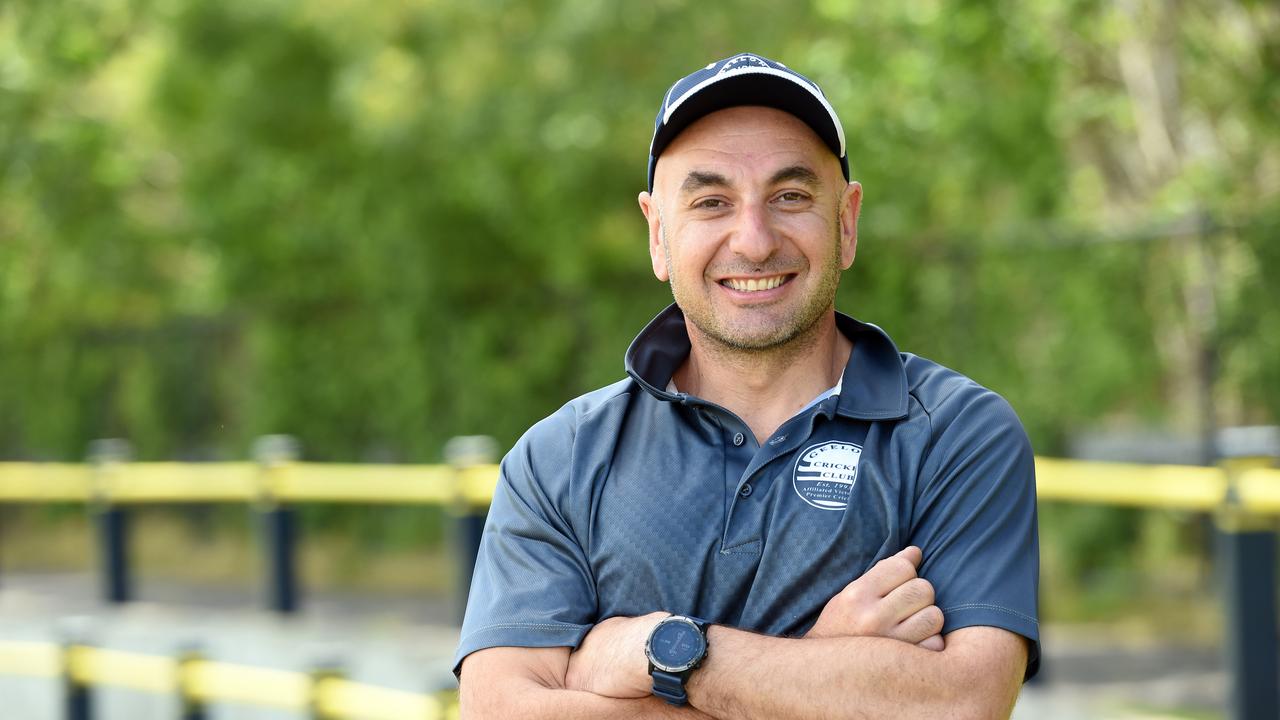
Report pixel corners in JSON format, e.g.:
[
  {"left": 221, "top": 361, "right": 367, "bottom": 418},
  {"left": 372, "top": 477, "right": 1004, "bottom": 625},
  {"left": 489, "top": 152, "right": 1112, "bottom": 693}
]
[
  {"left": 685, "top": 626, "right": 1024, "bottom": 720},
  {"left": 464, "top": 682, "right": 715, "bottom": 720},
  {"left": 460, "top": 644, "right": 717, "bottom": 720}
]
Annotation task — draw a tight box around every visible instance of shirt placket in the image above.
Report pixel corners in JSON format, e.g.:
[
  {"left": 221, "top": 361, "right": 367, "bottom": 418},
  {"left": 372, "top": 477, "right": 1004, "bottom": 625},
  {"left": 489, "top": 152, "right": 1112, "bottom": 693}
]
[
  {"left": 721, "top": 399, "right": 838, "bottom": 550},
  {"left": 716, "top": 413, "right": 757, "bottom": 552}
]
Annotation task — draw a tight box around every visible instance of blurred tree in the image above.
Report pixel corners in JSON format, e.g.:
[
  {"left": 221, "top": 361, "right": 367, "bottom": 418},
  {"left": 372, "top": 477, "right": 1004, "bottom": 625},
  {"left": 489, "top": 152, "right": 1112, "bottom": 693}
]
[{"left": 0, "top": 0, "right": 1276, "bottom": 469}]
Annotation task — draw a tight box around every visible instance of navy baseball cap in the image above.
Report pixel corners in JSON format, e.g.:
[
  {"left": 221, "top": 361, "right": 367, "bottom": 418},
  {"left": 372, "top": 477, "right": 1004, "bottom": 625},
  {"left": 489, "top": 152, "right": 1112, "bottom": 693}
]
[{"left": 647, "top": 52, "right": 849, "bottom": 192}]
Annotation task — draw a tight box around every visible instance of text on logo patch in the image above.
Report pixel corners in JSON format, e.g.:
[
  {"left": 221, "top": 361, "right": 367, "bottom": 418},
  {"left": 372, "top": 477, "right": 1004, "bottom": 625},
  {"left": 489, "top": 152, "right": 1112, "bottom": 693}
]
[{"left": 793, "top": 441, "right": 861, "bottom": 510}]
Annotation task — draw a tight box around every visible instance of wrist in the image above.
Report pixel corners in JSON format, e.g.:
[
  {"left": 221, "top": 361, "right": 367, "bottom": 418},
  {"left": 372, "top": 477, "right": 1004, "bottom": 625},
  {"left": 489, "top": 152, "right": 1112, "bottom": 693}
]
[
  {"left": 683, "top": 624, "right": 720, "bottom": 703},
  {"left": 645, "top": 614, "right": 711, "bottom": 706},
  {"left": 635, "top": 612, "right": 671, "bottom": 694}
]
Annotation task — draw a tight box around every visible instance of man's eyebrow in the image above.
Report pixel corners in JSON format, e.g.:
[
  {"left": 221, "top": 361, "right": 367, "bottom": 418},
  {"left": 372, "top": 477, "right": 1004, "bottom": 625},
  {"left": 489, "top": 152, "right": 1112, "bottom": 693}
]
[
  {"left": 769, "top": 164, "right": 821, "bottom": 189},
  {"left": 679, "top": 170, "right": 732, "bottom": 194}
]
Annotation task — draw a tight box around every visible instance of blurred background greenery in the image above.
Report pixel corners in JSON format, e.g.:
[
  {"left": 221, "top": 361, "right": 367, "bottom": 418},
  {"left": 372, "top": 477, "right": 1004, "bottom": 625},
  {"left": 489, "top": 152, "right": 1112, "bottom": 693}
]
[{"left": 1, "top": 0, "right": 1277, "bottom": 628}]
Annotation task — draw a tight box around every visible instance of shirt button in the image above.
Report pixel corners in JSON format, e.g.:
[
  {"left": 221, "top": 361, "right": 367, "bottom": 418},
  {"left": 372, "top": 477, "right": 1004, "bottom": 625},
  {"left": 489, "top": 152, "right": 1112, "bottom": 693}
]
[
  {"left": 738, "top": 483, "right": 753, "bottom": 498},
  {"left": 732, "top": 432, "right": 745, "bottom": 446}
]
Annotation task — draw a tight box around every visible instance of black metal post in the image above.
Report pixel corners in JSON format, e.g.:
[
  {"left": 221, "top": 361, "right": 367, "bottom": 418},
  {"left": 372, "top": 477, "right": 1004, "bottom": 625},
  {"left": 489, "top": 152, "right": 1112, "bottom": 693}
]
[
  {"left": 1218, "top": 526, "right": 1278, "bottom": 720},
  {"left": 445, "top": 436, "right": 498, "bottom": 625},
  {"left": 254, "top": 435, "right": 300, "bottom": 614},
  {"left": 96, "top": 506, "right": 131, "bottom": 604},
  {"left": 263, "top": 505, "right": 298, "bottom": 614},
  {"left": 89, "top": 439, "right": 132, "bottom": 605},
  {"left": 1216, "top": 427, "right": 1280, "bottom": 720},
  {"left": 62, "top": 645, "right": 91, "bottom": 720},
  {"left": 455, "top": 511, "right": 486, "bottom": 621}
]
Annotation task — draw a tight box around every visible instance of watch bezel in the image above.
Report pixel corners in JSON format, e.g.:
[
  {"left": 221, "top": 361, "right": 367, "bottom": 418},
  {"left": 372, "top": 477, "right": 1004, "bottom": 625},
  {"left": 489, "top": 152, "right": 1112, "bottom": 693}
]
[{"left": 645, "top": 615, "right": 707, "bottom": 674}]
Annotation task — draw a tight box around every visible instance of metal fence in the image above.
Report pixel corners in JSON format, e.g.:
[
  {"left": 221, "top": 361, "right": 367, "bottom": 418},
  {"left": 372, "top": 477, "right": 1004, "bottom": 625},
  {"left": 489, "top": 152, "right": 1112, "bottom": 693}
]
[
  {"left": 1, "top": 431, "right": 1278, "bottom": 720},
  {"left": 0, "top": 641, "right": 459, "bottom": 720}
]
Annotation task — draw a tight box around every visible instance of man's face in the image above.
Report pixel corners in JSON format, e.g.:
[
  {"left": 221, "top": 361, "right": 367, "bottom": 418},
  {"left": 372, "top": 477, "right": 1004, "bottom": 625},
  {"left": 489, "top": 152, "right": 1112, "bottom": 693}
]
[{"left": 639, "top": 106, "right": 861, "bottom": 352}]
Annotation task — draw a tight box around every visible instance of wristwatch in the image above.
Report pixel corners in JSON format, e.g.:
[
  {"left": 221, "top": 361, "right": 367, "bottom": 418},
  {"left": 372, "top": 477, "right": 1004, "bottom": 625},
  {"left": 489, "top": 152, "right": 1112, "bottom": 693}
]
[{"left": 645, "top": 615, "right": 710, "bottom": 706}]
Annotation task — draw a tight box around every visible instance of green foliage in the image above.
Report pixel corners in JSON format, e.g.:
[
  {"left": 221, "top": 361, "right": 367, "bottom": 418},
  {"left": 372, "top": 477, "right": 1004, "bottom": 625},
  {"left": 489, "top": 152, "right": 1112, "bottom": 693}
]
[
  {"left": 2, "top": 0, "right": 1277, "bottom": 466},
  {"left": 1039, "top": 502, "right": 1213, "bottom": 627}
]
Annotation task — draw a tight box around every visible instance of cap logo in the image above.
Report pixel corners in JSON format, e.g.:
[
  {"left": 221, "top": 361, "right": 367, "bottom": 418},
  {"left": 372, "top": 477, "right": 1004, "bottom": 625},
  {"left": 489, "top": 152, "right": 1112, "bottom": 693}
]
[{"left": 719, "top": 54, "right": 770, "bottom": 74}]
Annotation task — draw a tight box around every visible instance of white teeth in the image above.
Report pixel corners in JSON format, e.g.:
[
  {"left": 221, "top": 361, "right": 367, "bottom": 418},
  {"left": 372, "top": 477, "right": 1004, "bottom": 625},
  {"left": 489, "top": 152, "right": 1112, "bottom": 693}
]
[{"left": 727, "top": 276, "right": 786, "bottom": 292}]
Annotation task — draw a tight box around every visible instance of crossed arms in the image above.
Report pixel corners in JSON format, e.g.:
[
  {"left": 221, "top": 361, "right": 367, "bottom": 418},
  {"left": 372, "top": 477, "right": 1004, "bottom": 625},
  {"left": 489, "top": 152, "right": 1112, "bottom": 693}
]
[{"left": 459, "top": 547, "right": 1029, "bottom": 720}]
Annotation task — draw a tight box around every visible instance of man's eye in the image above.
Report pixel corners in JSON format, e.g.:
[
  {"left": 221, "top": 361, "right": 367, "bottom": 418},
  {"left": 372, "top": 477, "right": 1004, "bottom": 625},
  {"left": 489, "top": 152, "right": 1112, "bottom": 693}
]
[
  {"left": 777, "top": 191, "right": 808, "bottom": 203},
  {"left": 695, "top": 198, "right": 726, "bottom": 209}
]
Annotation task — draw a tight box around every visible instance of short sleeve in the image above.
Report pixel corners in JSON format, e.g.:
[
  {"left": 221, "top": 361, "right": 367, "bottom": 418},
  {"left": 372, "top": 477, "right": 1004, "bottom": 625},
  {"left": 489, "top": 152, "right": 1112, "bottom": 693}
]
[
  {"left": 452, "top": 413, "right": 598, "bottom": 676},
  {"left": 910, "top": 388, "right": 1040, "bottom": 679}
]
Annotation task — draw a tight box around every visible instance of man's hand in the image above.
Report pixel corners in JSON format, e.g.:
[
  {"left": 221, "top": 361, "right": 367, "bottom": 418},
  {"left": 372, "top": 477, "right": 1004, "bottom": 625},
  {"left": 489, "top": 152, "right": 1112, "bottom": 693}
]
[
  {"left": 805, "top": 546, "right": 945, "bottom": 651},
  {"left": 564, "top": 546, "right": 944, "bottom": 706},
  {"left": 565, "top": 611, "right": 669, "bottom": 699}
]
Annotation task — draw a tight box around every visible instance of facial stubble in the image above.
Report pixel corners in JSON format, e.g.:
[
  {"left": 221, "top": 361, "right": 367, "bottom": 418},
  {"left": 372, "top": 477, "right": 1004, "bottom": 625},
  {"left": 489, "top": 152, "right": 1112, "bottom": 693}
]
[{"left": 659, "top": 208, "right": 844, "bottom": 356}]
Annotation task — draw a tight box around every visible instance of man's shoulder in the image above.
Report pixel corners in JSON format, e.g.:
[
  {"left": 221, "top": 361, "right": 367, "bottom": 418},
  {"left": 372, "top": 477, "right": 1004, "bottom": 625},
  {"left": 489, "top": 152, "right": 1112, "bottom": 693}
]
[
  {"left": 896, "top": 353, "right": 1035, "bottom": 504},
  {"left": 508, "top": 377, "right": 642, "bottom": 469},
  {"left": 526, "top": 377, "right": 639, "bottom": 440},
  {"left": 898, "top": 352, "right": 1025, "bottom": 438}
]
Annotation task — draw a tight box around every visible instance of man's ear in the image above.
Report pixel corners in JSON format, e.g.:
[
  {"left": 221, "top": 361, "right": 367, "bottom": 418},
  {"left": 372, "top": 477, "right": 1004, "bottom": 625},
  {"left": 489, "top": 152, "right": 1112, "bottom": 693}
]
[
  {"left": 638, "top": 191, "right": 669, "bottom": 281},
  {"left": 838, "top": 181, "right": 862, "bottom": 270}
]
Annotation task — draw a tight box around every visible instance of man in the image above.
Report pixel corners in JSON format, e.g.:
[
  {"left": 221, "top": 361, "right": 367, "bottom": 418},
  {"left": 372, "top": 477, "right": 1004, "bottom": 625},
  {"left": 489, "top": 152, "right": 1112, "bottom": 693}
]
[{"left": 455, "top": 53, "right": 1039, "bottom": 719}]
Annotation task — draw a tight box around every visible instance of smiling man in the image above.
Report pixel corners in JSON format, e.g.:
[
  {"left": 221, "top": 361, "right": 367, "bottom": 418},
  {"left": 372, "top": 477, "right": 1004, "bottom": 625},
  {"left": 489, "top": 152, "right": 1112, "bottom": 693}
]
[{"left": 455, "top": 53, "right": 1039, "bottom": 719}]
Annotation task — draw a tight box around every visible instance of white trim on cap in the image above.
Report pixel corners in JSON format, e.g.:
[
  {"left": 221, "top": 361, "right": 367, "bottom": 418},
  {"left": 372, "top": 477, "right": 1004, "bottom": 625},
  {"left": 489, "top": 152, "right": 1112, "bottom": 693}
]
[
  {"left": 660, "top": 67, "right": 846, "bottom": 157},
  {"left": 649, "top": 81, "right": 683, "bottom": 150}
]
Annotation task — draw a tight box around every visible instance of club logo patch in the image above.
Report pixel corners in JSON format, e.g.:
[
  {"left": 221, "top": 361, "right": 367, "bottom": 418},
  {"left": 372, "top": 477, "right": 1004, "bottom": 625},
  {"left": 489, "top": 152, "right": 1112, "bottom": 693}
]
[{"left": 793, "top": 441, "right": 861, "bottom": 510}]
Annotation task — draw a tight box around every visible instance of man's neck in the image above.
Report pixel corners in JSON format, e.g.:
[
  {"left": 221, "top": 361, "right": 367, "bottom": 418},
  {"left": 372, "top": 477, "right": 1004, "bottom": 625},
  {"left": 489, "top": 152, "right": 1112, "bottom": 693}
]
[{"left": 673, "top": 312, "right": 853, "bottom": 445}]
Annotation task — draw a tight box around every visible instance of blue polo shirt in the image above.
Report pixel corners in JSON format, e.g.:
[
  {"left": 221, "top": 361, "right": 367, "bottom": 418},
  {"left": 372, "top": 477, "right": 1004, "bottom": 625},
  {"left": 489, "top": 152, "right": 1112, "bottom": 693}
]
[{"left": 455, "top": 304, "right": 1040, "bottom": 678}]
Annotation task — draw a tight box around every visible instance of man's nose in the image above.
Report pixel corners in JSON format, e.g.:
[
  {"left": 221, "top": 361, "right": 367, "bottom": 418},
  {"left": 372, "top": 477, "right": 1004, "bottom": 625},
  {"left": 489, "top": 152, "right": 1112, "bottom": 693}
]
[{"left": 727, "top": 202, "right": 780, "bottom": 263}]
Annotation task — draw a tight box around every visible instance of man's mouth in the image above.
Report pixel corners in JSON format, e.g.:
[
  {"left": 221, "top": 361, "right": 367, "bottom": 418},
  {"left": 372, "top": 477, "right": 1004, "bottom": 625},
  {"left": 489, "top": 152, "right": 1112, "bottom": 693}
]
[{"left": 720, "top": 274, "right": 792, "bottom": 292}]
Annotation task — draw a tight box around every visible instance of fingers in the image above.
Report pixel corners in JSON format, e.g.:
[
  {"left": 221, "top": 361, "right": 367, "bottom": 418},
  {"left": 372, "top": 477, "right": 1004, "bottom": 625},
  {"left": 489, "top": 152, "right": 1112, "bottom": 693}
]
[
  {"left": 882, "top": 576, "right": 936, "bottom": 619},
  {"left": 916, "top": 634, "right": 945, "bottom": 652},
  {"left": 809, "top": 546, "right": 939, "bottom": 643},
  {"left": 892, "top": 602, "right": 944, "bottom": 645},
  {"left": 848, "top": 546, "right": 923, "bottom": 598},
  {"left": 895, "top": 545, "right": 923, "bottom": 566}
]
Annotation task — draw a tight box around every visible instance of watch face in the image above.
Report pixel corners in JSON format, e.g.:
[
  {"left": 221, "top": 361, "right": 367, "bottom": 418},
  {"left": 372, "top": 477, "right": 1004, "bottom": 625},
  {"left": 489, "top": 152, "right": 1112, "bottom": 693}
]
[{"left": 648, "top": 618, "right": 706, "bottom": 673}]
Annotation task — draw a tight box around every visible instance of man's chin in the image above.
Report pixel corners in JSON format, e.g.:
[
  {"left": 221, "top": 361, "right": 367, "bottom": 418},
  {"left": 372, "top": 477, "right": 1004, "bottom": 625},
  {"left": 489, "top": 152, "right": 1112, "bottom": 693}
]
[
  {"left": 695, "top": 303, "right": 834, "bottom": 354},
  {"left": 678, "top": 295, "right": 824, "bottom": 352},
  {"left": 700, "top": 322, "right": 804, "bottom": 353}
]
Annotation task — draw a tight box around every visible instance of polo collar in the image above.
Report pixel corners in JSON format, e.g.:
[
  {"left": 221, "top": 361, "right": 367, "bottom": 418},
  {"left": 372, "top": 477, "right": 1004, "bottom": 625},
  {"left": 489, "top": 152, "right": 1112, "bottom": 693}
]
[
  {"left": 625, "top": 304, "right": 909, "bottom": 421},
  {"left": 832, "top": 312, "right": 910, "bottom": 420}
]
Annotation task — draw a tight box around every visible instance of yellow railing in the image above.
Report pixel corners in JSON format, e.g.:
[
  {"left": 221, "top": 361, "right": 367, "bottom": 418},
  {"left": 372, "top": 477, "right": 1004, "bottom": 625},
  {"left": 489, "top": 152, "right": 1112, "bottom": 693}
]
[
  {"left": 0, "top": 640, "right": 461, "bottom": 720},
  {"left": 2, "top": 457, "right": 1278, "bottom": 512},
  {"left": 3, "top": 455, "right": 1279, "bottom": 718},
  {"left": 0, "top": 461, "right": 500, "bottom": 507}
]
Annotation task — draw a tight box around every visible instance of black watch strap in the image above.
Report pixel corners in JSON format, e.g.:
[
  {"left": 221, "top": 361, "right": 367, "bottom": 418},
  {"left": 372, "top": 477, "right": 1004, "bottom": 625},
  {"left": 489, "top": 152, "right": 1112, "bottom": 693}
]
[{"left": 651, "top": 669, "right": 690, "bottom": 706}]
